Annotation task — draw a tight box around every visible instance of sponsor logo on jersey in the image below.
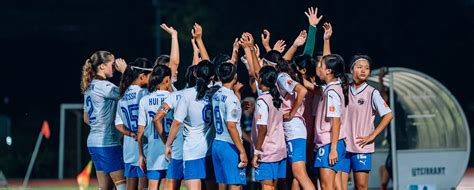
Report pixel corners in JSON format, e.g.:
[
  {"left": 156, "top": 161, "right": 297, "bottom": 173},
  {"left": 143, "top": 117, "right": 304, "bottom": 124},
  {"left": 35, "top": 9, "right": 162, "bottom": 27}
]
[{"left": 231, "top": 108, "right": 239, "bottom": 119}]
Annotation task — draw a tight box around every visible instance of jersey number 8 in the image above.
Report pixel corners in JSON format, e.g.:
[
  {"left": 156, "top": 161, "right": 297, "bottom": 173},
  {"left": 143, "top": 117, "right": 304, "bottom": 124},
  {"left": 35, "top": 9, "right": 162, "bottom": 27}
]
[{"left": 213, "top": 106, "right": 223, "bottom": 135}]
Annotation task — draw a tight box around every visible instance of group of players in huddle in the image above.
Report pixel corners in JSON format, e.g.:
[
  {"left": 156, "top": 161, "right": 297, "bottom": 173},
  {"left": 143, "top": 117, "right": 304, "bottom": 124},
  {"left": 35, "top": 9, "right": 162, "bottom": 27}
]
[{"left": 81, "top": 5, "right": 393, "bottom": 190}]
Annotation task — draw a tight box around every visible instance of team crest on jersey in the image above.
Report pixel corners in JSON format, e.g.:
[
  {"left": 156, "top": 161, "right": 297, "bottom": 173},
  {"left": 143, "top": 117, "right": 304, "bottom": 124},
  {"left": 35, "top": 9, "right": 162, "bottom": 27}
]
[
  {"left": 358, "top": 98, "right": 365, "bottom": 105},
  {"left": 231, "top": 108, "right": 239, "bottom": 119},
  {"left": 287, "top": 80, "right": 293, "bottom": 85},
  {"left": 329, "top": 105, "right": 335, "bottom": 112}
]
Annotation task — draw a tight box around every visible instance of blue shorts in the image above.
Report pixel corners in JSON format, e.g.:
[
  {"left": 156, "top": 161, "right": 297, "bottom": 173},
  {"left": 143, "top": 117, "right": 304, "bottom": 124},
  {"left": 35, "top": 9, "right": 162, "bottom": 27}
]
[
  {"left": 254, "top": 159, "right": 287, "bottom": 181},
  {"left": 88, "top": 146, "right": 124, "bottom": 174},
  {"left": 147, "top": 170, "right": 167, "bottom": 180},
  {"left": 340, "top": 152, "right": 372, "bottom": 173},
  {"left": 124, "top": 163, "right": 146, "bottom": 178},
  {"left": 184, "top": 156, "right": 214, "bottom": 180},
  {"left": 212, "top": 140, "right": 246, "bottom": 185},
  {"left": 313, "top": 139, "right": 346, "bottom": 172},
  {"left": 287, "top": 138, "right": 307, "bottom": 163},
  {"left": 166, "top": 159, "right": 184, "bottom": 180}
]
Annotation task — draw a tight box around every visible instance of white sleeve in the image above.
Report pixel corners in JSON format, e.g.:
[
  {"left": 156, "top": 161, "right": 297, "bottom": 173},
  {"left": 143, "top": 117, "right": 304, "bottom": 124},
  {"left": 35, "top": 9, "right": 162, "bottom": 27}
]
[
  {"left": 137, "top": 98, "right": 147, "bottom": 126},
  {"left": 276, "top": 73, "right": 297, "bottom": 95},
  {"left": 164, "top": 93, "right": 176, "bottom": 110},
  {"left": 372, "top": 90, "right": 392, "bottom": 116},
  {"left": 225, "top": 97, "right": 241, "bottom": 123},
  {"left": 255, "top": 99, "right": 269, "bottom": 125},
  {"left": 326, "top": 90, "right": 342, "bottom": 118},
  {"left": 100, "top": 82, "right": 120, "bottom": 99},
  {"left": 114, "top": 103, "right": 124, "bottom": 125},
  {"left": 174, "top": 94, "right": 188, "bottom": 122}
]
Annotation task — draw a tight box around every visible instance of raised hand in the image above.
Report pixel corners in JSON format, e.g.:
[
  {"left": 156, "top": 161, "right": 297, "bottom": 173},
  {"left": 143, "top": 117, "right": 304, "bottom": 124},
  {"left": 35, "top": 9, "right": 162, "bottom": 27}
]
[
  {"left": 160, "top": 23, "right": 177, "bottom": 37},
  {"left": 114, "top": 58, "right": 127, "bottom": 73},
  {"left": 239, "top": 32, "right": 255, "bottom": 49},
  {"left": 323, "top": 22, "right": 333, "bottom": 40},
  {"left": 305, "top": 7, "right": 323, "bottom": 26},
  {"left": 233, "top": 38, "right": 240, "bottom": 52},
  {"left": 254, "top": 44, "right": 261, "bottom": 58},
  {"left": 261, "top": 29, "right": 271, "bottom": 52},
  {"left": 293, "top": 30, "right": 308, "bottom": 47},
  {"left": 191, "top": 23, "right": 203, "bottom": 39},
  {"left": 273, "top": 40, "right": 287, "bottom": 53}
]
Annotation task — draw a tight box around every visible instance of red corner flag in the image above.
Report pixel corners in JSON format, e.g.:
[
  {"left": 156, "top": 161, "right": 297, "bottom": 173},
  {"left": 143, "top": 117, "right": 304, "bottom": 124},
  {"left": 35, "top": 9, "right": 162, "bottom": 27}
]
[
  {"left": 41, "top": 121, "right": 50, "bottom": 139},
  {"left": 77, "top": 160, "right": 93, "bottom": 189}
]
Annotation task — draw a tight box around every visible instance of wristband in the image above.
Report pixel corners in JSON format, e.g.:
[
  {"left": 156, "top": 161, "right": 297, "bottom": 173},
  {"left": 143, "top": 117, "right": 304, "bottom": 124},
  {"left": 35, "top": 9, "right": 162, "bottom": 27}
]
[{"left": 254, "top": 149, "right": 263, "bottom": 156}]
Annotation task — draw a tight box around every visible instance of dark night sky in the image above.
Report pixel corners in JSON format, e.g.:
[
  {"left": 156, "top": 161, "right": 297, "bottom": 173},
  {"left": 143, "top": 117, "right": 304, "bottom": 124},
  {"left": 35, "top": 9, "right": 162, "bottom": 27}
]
[{"left": 0, "top": 0, "right": 473, "bottom": 177}]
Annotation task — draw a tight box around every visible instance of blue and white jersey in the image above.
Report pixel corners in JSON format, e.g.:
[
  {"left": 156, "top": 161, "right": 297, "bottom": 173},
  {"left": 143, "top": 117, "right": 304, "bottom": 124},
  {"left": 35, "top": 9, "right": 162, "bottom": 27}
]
[
  {"left": 163, "top": 90, "right": 185, "bottom": 160},
  {"left": 211, "top": 86, "right": 242, "bottom": 144},
  {"left": 114, "top": 85, "right": 148, "bottom": 165},
  {"left": 138, "top": 90, "right": 171, "bottom": 170},
  {"left": 84, "top": 79, "right": 121, "bottom": 147},
  {"left": 174, "top": 87, "right": 214, "bottom": 161}
]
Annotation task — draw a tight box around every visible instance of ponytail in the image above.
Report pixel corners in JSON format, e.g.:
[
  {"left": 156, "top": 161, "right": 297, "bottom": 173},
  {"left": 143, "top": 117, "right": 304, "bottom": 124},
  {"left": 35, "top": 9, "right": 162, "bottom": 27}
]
[
  {"left": 195, "top": 60, "right": 215, "bottom": 100},
  {"left": 196, "top": 77, "right": 209, "bottom": 100},
  {"left": 80, "top": 51, "right": 114, "bottom": 94},
  {"left": 269, "top": 85, "right": 282, "bottom": 109},
  {"left": 337, "top": 72, "right": 349, "bottom": 107},
  {"left": 291, "top": 63, "right": 304, "bottom": 84},
  {"left": 119, "top": 66, "right": 133, "bottom": 97},
  {"left": 259, "top": 66, "right": 282, "bottom": 109},
  {"left": 81, "top": 59, "right": 95, "bottom": 94}
]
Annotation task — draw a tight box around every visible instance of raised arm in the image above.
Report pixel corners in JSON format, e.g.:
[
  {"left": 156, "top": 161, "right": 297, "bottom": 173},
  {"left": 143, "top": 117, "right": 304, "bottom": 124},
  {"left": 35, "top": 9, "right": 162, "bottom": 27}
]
[
  {"left": 323, "top": 22, "right": 333, "bottom": 56},
  {"left": 192, "top": 23, "right": 210, "bottom": 60},
  {"left": 240, "top": 32, "right": 258, "bottom": 78},
  {"left": 160, "top": 24, "right": 180, "bottom": 82},
  {"left": 191, "top": 38, "right": 201, "bottom": 65},
  {"left": 247, "top": 33, "right": 265, "bottom": 80},
  {"left": 303, "top": 7, "right": 323, "bottom": 56},
  {"left": 230, "top": 38, "right": 240, "bottom": 65},
  {"left": 283, "top": 30, "right": 307, "bottom": 61},
  {"left": 261, "top": 29, "right": 272, "bottom": 52},
  {"left": 273, "top": 40, "right": 287, "bottom": 53}
]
